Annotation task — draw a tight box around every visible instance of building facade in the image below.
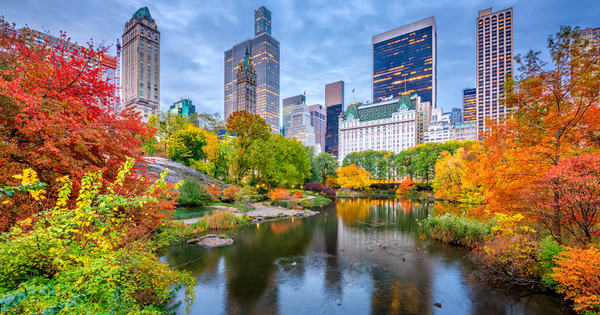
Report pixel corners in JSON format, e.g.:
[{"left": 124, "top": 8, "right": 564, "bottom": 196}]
[
  {"left": 476, "top": 7, "right": 513, "bottom": 138},
  {"left": 225, "top": 7, "right": 280, "bottom": 133},
  {"left": 308, "top": 104, "right": 326, "bottom": 151},
  {"left": 372, "top": 17, "right": 437, "bottom": 107},
  {"left": 416, "top": 100, "right": 432, "bottom": 145},
  {"left": 462, "top": 88, "right": 477, "bottom": 123},
  {"left": 289, "top": 103, "right": 316, "bottom": 149},
  {"left": 338, "top": 94, "right": 427, "bottom": 162},
  {"left": 121, "top": 7, "right": 160, "bottom": 121},
  {"left": 325, "top": 81, "right": 344, "bottom": 157},
  {"left": 101, "top": 53, "right": 118, "bottom": 113},
  {"left": 169, "top": 99, "right": 196, "bottom": 116},
  {"left": 235, "top": 47, "right": 257, "bottom": 114},
  {"left": 581, "top": 27, "right": 600, "bottom": 52},
  {"left": 424, "top": 122, "right": 454, "bottom": 144},
  {"left": 454, "top": 122, "right": 478, "bottom": 141},
  {"left": 450, "top": 108, "right": 463, "bottom": 125},
  {"left": 282, "top": 94, "right": 305, "bottom": 137}
]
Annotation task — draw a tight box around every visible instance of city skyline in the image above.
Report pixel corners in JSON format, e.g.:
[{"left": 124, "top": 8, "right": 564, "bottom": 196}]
[{"left": 2, "top": 0, "right": 599, "bottom": 117}]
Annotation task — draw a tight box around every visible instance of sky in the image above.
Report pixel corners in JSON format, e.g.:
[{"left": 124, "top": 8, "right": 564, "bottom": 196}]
[{"left": 2, "top": 0, "right": 600, "bottom": 116}]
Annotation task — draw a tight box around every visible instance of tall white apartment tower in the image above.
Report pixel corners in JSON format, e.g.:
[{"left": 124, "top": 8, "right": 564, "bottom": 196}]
[
  {"left": 121, "top": 7, "right": 161, "bottom": 121},
  {"left": 476, "top": 7, "right": 513, "bottom": 138}
]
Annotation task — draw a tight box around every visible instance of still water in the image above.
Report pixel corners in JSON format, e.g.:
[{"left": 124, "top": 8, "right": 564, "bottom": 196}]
[{"left": 162, "top": 198, "right": 574, "bottom": 315}]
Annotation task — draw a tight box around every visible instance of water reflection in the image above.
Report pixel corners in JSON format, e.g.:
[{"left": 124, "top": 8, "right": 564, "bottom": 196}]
[{"left": 163, "top": 197, "right": 573, "bottom": 315}]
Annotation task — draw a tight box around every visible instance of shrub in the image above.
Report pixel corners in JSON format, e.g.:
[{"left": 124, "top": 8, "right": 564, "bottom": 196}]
[
  {"left": 235, "top": 186, "right": 256, "bottom": 203},
  {"left": 177, "top": 178, "right": 215, "bottom": 207},
  {"left": 304, "top": 182, "right": 337, "bottom": 199},
  {"left": 292, "top": 190, "right": 304, "bottom": 198},
  {"left": 538, "top": 238, "right": 567, "bottom": 288},
  {"left": 419, "top": 213, "right": 492, "bottom": 248},
  {"left": 206, "top": 184, "right": 221, "bottom": 200},
  {"left": 396, "top": 176, "right": 414, "bottom": 194},
  {"left": 268, "top": 188, "right": 290, "bottom": 201},
  {"left": 469, "top": 233, "right": 544, "bottom": 288},
  {"left": 221, "top": 186, "right": 241, "bottom": 203},
  {"left": 549, "top": 246, "right": 600, "bottom": 314}
]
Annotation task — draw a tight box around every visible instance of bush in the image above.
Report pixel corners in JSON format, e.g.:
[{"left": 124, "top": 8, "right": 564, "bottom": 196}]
[
  {"left": 414, "top": 181, "right": 432, "bottom": 191},
  {"left": 268, "top": 188, "right": 290, "bottom": 201},
  {"left": 206, "top": 184, "right": 221, "bottom": 200},
  {"left": 538, "top": 238, "right": 567, "bottom": 288},
  {"left": 549, "top": 246, "right": 600, "bottom": 314},
  {"left": 304, "top": 182, "right": 337, "bottom": 199},
  {"left": 235, "top": 186, "right": 256, "bottom": 203},
  {"left": 292, "top": 190, "right": 304, "bottom": 199},
  {"left": 177, "top": 178, "right": 215, "bottom": 207},
  {"left": 221, "top": 186, "right": 241, "bottom": 203},
  {"left": 469, "top": 233, "right": 544, "bottom": 288},
  {"left": 419, "top": 213, "right": 492, "bottom": 248}
]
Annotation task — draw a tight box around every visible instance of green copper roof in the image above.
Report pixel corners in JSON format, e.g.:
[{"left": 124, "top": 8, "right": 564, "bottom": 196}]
[
  {"left": 133, "top": 7, "right": 153, "bottom": 21},
  {"left": 243, "top": 46, "right": 250, "bottom": 68},
  {"left": 341, "top": 94, "right": 417, "bottom": 122}
]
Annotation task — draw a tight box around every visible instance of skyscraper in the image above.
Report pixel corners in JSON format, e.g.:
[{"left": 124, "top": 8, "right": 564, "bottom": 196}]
[
  {"left": 255, "top": 6, "right": 271, "bottom": 35},
  {"left": 325, "top": 81, "right": 344, "bottom": 157},
  {"left": 462, "top": 88, "right": 477, "bottom": 123},
  {"left": 308, "top": 104, "right": 326, "bottom": 152},
  {"left": 450, "top": 108, "right": 463, "bottom": 125},
  {"left": 282, "top": 94, "right": 305, "bottom": 137},
  {"left": 100, "top": 53, "right": 118, "bottom": 114},
  {"left": 372, "top": 17, "right": 437, "bottom": 107},
  {"left": 235, "top": 47, "right": 257, "bottom": 114},
  {"left": 289, "top": 103, "right": 316, "bottom": 149},
  {"left": 225, "top": 7, "right": 280, "bottom": 133},
  {"left": 476, "top": 7, "right": 513, "bottom": 138},
  {"left": 121, "top": 7, "right": 160, "bottom": 121}
]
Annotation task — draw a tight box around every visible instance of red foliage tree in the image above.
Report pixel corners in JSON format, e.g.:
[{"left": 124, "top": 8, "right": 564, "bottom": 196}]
[
  {"left": 0, "top": 18, "right": 160, "bottom": 231},
  {"left": 526, "top": 154, "right": 600, "bottom": 244}
]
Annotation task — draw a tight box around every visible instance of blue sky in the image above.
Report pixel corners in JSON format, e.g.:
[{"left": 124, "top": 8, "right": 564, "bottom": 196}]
[{"left": 2, "top": 0, "right": 599, "bottom": 116}]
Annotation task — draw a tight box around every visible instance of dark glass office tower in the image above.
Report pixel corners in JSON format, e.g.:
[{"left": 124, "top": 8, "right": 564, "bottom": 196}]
[
  {"left": 462, "top": 88, "right": 476, "bottom": 123},
  {"left": 225, "top": 7, "right": 280, "bottom": 133},
  {"left": 255, "top": 6, "right": 271, "bottom": 35},
  {"left": 324, "top": 81, "right": 344, "bottom": 157},
  {"left": 372, "top": 17, "right": 437, "bottom": 107}
]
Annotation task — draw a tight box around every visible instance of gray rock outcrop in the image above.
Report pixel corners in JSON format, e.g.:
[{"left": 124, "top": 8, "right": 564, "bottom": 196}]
[{"left": 141, "top": 157, "right": 229, "bottom": 189}]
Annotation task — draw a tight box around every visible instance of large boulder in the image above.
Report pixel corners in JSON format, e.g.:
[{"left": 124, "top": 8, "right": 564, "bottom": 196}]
[{"left": 141, "top": 157, "right": 229, "bottom": 189}]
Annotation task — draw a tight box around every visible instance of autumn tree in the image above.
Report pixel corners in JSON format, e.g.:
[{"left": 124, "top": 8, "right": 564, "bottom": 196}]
[
  {"left": 526, "top": 154, "right": 600, "bottom": 244},
  {"left": 472, "top": 26, "right": 600, "bottom": 235},
  {"left": 337, "top": 164, "right": 372, "bottom": 190},
  {"left": 203, "top": 132, "right": 232, "bottom": 179},
  {"left": 433, "top": 142, "right": 485, "bottom": 203},
  {"left": 226, "top": 111, "right": 271, "bottom": 183},
  {"left": 0, "top": 19, "right": 157, "bottom": 230},
  {"left": 396, "top": 176, "right": 414, "bottom": 194},
  {"left": 167, "top": 125, "right": 208, "bottom": 166}
]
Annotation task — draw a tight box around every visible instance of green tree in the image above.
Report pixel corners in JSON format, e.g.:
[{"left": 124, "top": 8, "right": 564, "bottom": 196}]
[
  {"left": 249, "top": 135, "right": 311, "bottom": 190},
  {"left": 167, "top": 125, "right": 208, "bottom": 166},
  {"left": 226, "top": 111, "right": 271, "bottom": 184},
  {"left": 312, "top": 152, "right": 339, "bottom": 184}
]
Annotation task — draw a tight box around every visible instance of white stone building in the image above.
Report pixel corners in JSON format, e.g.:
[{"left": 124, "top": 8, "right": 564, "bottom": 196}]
[
  {"left": 338, "top": 94, "right": 431, "bottom": 162},
  {"left": 289, "top": 103, "right": 318, "bottom": 150}
]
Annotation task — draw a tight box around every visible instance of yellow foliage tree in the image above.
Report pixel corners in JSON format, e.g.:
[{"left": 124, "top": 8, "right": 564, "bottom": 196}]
[
  {"left": 433, "top": 143, "right": 485, "bottom": 204},
  {"left": 337, "top": 164, "right": 372, "bottom": 190}
]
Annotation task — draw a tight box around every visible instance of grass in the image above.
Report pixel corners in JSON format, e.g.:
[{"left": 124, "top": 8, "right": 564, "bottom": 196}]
[
  {"left": 171, "top": 206, "right": 211, "bottom": 220},
  {"left": 153, "top": 210, "right": 246, "bottom": 247},
  {"left": 419, "top": 213, "right": 493, "bottom": 248},
  {"left": 300, "top": 195, "right": 332, "bottom": 208},
  {"left": 208, "top": 202, "right": 254, "bottom": 212}
]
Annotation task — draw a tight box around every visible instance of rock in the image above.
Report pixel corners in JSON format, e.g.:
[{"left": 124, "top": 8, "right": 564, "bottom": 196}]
[
  {"left": 377, "top": 243, "right": 381, "bottom": 246},
  {"left": 187, "top": 234, "right": 234, "bottom": 248},
  {"left": 141, "top": 157, "right": 229, "bottom": 188},
  {"left": 434, "top": 303, "right": 442, "bottom": 308},
  {"left": 423, "top": 251, "right": 428, "bottom": 253},
  {"left": 368, "top": 248, "right": 373, "bottom": 251}
]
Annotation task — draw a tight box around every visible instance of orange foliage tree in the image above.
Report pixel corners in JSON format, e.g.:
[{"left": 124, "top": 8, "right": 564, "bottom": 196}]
[
  {"left": 0, "top": 19, "right": 164, "bottom": 232},
  {"left": 268, "top": 188, "right": 290, "bottom": 201},
  {"left": 550, "top": 246, "right": 600, "bottom": 314},
  {"left": 470, "top": 26, "right": 600, "bottom": 223},
  {"left": 396, "top": 176, "right": 414, "bottom": 194}
]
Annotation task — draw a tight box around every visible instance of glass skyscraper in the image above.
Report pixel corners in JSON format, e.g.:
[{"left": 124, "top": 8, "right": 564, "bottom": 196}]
[
  {"left": 225, "top": 7, "right": 280, "bottom": 133},
  {"left": 325, "top": 81, "right": 344, "bottom": 157},
  {"left": 462, "top": 88, "right": 476, "bottom": 123},
  {"left": 372, "top": 17, "right": 437, "bottom": 107},
  {"left": 254, "top": 6, "right": 271, "bottom": 35},
  {"left": 282, "top": 94, "right": 305, "bottom": 137}
]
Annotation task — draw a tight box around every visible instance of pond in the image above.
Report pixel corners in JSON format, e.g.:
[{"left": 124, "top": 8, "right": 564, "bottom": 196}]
[{"left": 161, "top": 197, "right": 574, "bottom": 315}]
